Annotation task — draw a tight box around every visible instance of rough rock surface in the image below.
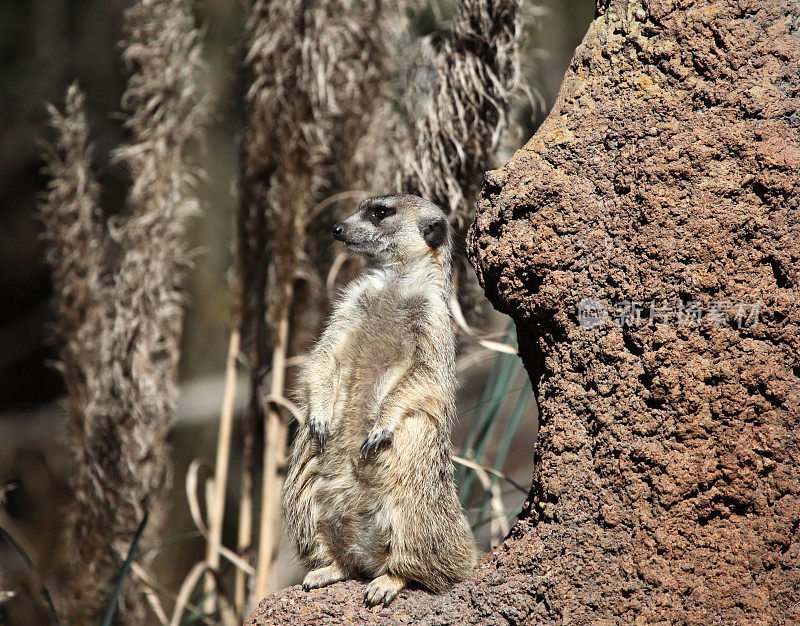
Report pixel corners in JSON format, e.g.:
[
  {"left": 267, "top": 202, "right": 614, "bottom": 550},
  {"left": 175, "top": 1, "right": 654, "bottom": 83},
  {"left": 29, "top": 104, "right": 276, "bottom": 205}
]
[{"left": 247, "top": 0, "right": 800, "bottom": 622}]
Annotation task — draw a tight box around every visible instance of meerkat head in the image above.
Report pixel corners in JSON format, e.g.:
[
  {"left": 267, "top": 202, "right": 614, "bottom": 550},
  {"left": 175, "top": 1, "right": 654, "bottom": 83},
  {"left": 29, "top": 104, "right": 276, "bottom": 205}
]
[{"left": 332, "top": 194, "right": 451, "bottom": 266}]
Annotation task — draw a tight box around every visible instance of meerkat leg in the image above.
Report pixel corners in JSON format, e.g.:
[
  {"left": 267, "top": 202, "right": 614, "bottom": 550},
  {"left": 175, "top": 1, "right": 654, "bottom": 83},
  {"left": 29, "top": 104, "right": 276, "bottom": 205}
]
[
  {"left": 360, "top": 422, "right": 395, "bottom": 456},
  {"left": 304, "top": 356, "right": 343, "bottom": 447},
  {"left": 360, "top": 365, "right": 412, "bottom": 456},
  {"left": 303, "top": 292, "right": 367, "bottom": 446},
  {"left": 363, "top": 574, "right": 406, "bottom": 607},
  {"left": 302, "top": 562, "right": 347, "bottom": 591},
  {"left": 305, "top": 382, "right": 338, "bottom": 446},
  {"left": 362, "top": 367, "right": 439, "bottom": 457}
]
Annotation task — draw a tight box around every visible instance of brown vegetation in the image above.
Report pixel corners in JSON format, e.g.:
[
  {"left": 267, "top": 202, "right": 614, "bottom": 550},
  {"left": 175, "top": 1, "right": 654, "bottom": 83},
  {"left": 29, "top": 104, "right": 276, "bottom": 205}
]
[
  {"left": 35, "top": 0, "right": 530, "bottom": 622},
  {"left": 400, "top": 0, "right": 522, "bottom": 227},
  {"left": 39, "top": 0, "right": 208, "bottom": 620}
]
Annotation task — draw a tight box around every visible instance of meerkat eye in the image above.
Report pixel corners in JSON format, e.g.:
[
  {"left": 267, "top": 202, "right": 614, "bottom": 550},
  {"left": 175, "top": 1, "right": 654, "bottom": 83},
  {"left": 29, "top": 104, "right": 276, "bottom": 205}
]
[{"left": 368, "top": 205, "right": 396, "bottom": 223}]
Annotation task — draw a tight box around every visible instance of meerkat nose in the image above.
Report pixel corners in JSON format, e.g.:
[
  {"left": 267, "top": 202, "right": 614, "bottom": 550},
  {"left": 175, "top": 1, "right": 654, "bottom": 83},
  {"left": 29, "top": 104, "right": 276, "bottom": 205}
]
[{"left": 332, "top": 222, "right": 345, "bottom": 241}]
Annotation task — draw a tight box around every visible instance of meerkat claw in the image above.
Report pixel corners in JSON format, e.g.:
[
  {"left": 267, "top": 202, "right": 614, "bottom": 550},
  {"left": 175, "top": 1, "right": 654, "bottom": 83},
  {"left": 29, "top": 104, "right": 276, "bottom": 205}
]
[
  {"left": 364, "top": 574, "right": 404, "bottom": 607},
  {"left": 302, "top": 564, "right": 346, "bottom": 591},
  {"left": 308, "top": 419, "right": 330, "bottom": 447},
  {"left": 360, "top": 429, "right": 391, "bottom": 457}
]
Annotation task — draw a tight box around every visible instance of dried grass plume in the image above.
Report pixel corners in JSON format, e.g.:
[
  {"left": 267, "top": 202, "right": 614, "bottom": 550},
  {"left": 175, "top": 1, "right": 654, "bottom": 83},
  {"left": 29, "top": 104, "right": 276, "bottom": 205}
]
[
  {"left": 401, "top": 0, "right": 522, "bottom": 229},
  {"left": 39, "top": 0, "right": 208, "bottom": 620}
]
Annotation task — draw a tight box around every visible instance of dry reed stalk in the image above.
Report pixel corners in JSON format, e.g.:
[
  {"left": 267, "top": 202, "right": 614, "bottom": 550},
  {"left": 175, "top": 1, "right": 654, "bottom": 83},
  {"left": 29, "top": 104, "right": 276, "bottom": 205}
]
[
  {"left": 131, "top": 562, "right": 209, "bottom": 626},
  {"left": 203, "top": 327, "right": 241, "bottom": 615},
  {"left": 233, "top": 125, "right": 270, "bottom": 614},
  {"left": 39, "top": 0, "right": 208, "bottom": 620},
  {"left": 237, "top": 0, "right": 397, "bottom": 606},
  {"left": 185, "top": 461, "right": 257, "bottom": 576},
  {"left": 233, "top": 23, "right": 271, "bottom": 614},
  {"left": 234, "top": 398, "right": 256, "bottom": 613},
  {"left": 169, "top": 561, "right": 236, "bottom": 626},
  {"left": 254, "top": 284, "right": 292, "bottom": 598}
]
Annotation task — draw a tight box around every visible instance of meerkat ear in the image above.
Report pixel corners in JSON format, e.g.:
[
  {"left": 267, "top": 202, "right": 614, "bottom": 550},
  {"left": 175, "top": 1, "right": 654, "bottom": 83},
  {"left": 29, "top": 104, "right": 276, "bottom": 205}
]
[{"left": 420, "top": 216, "right": 448, "bottom": 249}]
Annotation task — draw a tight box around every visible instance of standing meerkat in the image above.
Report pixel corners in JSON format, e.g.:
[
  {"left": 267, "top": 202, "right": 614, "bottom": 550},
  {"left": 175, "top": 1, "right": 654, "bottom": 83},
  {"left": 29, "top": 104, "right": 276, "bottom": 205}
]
[{"left": 282, "top": 193, "right": 476, "bottom": 607}]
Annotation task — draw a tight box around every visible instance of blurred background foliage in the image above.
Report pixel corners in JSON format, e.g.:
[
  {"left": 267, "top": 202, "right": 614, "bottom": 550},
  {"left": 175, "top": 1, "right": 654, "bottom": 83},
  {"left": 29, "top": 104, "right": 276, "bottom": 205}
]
[{"left": 0, "top": 0, "right": 593, "bottom": 623}]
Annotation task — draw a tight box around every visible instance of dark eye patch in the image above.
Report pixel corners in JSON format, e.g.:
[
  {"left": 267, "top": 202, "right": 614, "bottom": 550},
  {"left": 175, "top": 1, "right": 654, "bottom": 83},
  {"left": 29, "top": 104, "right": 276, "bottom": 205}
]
[{"left": 367, "top": 204, "right": 396, "bottom": 224}]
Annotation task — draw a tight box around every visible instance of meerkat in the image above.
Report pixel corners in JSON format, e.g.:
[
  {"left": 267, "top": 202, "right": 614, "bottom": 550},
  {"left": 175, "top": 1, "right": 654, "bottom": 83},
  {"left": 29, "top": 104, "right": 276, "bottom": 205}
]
[{"left": 282, "top": 194, "right": 476, "bottom": 607}]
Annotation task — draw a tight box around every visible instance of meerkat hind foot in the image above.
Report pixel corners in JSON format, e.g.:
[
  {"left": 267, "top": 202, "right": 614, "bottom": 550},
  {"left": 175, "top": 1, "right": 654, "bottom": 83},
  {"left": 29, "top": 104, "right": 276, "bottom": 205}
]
[
  {"left": 364, "top": 574, "right": 405, "bottom": 607},
  {"left": 302, "top": 564, "right": 346, "bottom": 591}
]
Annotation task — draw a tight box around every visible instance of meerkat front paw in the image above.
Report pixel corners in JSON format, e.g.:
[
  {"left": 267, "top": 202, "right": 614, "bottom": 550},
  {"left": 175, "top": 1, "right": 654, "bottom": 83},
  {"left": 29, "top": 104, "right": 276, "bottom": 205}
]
[
  {"left": 360, "top": 427, "right": 392, "bottom": 457},
  {"left": 302, "top": 564, "right": 346, "bottom": 591},
  {"left": 364, "top": 574, "right": 405, "bottom": 607},
  {"left": 307, "top": 413, "right": 331, "bottom": 446}
]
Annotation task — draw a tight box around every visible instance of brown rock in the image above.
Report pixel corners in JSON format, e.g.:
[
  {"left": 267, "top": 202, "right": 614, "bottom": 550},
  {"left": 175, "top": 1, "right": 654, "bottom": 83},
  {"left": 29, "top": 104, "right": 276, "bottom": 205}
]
[{"left": 247, "top": 0, "right": 799, "bottom": 622}]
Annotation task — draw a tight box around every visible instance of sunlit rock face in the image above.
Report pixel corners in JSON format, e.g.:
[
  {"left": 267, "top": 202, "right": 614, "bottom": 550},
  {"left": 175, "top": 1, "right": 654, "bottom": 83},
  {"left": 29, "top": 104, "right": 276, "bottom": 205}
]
[{"left": 468, "top": 0, "right": 800, "bottom": 621}]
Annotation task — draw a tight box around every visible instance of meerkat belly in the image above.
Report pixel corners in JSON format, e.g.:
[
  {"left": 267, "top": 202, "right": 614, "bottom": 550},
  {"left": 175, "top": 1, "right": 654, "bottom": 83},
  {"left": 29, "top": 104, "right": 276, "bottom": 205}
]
[
  {"left": 313, "top": 296, "right": 416, "bottom": 575},
  {"left": 345, "top": 296, "right": 415, "bottom": 438},
  {"left": 314, "top": 457, "right": 392, "bottom": 576}
]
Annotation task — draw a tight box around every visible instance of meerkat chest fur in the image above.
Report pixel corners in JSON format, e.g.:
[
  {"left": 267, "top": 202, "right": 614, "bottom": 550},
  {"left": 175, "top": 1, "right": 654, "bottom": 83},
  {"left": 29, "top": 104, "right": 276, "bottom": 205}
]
[{"left": 336, "top": 265, "right": 453, "bottom": 432}]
